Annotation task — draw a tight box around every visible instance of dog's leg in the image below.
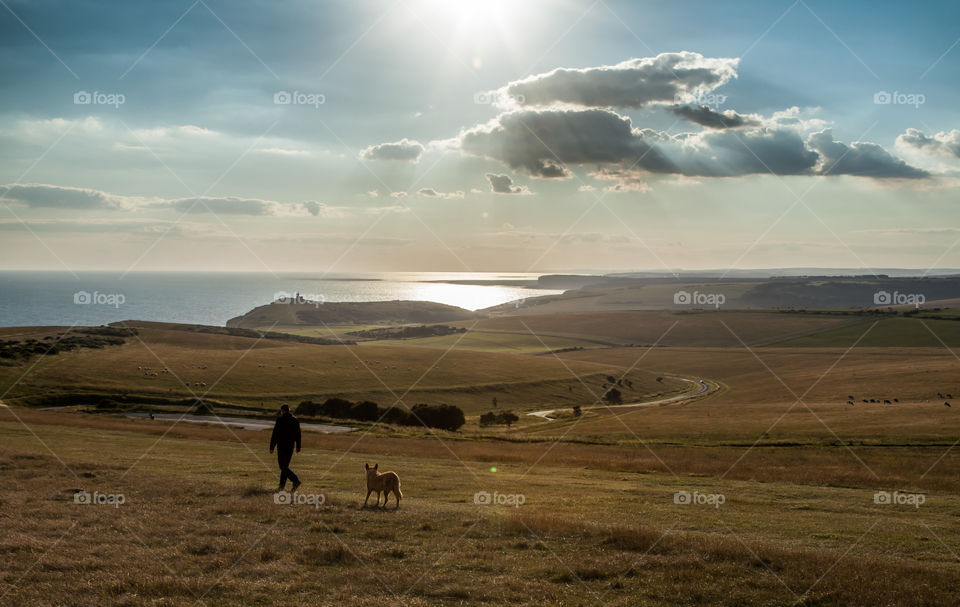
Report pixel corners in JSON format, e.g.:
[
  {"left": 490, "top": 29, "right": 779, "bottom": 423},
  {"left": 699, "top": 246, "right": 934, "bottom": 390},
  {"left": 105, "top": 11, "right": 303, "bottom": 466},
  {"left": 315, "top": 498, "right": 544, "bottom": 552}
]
[{"left": 364, "top": 489, "right": 372, "bottom": 508}]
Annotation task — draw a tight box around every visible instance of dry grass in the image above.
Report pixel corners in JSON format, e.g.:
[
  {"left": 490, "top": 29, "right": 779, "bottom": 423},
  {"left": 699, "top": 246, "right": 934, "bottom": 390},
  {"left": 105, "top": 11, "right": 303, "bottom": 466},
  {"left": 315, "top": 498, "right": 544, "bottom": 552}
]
[{"left": 1, "top": 411, "right": 958, "bottom": 605}]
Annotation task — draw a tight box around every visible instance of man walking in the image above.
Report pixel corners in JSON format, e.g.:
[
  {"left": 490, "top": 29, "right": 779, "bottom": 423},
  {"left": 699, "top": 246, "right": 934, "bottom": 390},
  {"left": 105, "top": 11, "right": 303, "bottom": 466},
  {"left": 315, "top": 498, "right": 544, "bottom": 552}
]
[{"left": 270, "top": 403, "right": 301, "bottom": 492}]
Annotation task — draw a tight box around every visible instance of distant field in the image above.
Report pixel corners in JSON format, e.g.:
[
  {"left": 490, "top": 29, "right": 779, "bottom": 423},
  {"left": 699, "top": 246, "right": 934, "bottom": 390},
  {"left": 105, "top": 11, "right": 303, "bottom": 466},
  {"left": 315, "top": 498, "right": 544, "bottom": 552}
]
[
  {"left": 0, "top": 326, "right": 681, "bottom": 415},
  {"left": 455, "top": 310, "right": 863, "bottom": 347},
  {"left": 556, "top": 346, "right": 960, "bottom": 441},
  {"left": 770, "top": 316, "right": 960, "bottom": 346},
  {"left": 369, "top": 330, "right": 603, "bottom": 354}
]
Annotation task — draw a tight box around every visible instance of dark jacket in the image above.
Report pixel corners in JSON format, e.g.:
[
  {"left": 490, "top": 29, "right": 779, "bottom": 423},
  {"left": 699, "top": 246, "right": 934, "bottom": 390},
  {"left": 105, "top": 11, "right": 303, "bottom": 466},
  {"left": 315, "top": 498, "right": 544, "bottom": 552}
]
[{"left": 270, "top": 412, "right": 301, "bottom": 451}]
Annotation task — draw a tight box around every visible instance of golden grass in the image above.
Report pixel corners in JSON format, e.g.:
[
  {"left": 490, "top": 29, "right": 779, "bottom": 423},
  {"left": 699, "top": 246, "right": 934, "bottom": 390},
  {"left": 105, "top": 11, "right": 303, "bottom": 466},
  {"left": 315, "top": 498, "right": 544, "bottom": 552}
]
[{"left": 1, "top": 414, "right": 957, "bottom": 606}]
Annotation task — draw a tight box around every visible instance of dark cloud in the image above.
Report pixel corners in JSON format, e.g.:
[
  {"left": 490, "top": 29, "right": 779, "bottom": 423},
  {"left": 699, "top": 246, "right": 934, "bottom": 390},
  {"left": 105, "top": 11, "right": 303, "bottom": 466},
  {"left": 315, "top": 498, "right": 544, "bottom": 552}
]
[
  {"left": 504, "top": 52, "right": 738, "bottom": 109},
  {"left": 485, "top": 174, "right": 529, "bottom": 194},
  {"left": 0, "top": 183, "right": 137, "bottom": 209},
  {"left": 359, "top": 138, "right": 424, "bottom": 162},
  {"left": 897, "top": 128, "right": 960, "bottom": 159},
  {"left": 808, "top": 130, "right": 929, "bottom": 179},
  {"left": 669, "top": 105, "right": 759, "bottom": 129},
  {"left": 460, "top": 109, "right": 820, "bottom": 179},
  {"left": 460, "top": 108, "right": 927, "bottom": 183}
]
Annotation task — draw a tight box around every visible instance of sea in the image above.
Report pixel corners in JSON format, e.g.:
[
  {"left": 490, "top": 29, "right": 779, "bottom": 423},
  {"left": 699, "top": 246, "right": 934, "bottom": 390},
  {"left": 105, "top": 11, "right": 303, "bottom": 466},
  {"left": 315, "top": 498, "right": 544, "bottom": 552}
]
[{"left": 0, "top": 271, "right": 564, "bottom": 327}]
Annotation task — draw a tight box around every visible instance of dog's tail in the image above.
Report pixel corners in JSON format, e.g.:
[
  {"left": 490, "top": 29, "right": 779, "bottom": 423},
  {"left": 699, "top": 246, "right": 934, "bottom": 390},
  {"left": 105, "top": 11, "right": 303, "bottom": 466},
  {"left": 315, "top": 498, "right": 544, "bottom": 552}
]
[{"left": 396, "top": 480, "right": 403, "bottom": 500}]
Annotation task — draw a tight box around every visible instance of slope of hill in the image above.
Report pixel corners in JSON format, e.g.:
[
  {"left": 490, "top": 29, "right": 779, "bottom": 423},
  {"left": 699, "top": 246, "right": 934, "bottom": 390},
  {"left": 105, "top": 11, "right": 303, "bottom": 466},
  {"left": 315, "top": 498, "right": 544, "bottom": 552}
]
[{"left": 227, "top": 300, "right": 478, "bottom": 328}]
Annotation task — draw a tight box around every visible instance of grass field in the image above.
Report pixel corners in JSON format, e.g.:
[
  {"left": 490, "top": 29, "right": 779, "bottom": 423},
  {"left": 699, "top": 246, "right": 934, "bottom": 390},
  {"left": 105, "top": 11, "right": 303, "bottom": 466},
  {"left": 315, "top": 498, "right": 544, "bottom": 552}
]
[
  {"left": 453, "top": 310, "right": 864, "bottom": 347},
  {"left": 0, "top": 325, "right": 683, "bottom": 415},
  {"left": 1, "top": 408, "right": 958, "bottom": 606},
  {"left": 770, "top": 316, "right": 960, "bottom": 347},
  {"left": 3, "top": 311, "right": 960, "bottom": 605}
]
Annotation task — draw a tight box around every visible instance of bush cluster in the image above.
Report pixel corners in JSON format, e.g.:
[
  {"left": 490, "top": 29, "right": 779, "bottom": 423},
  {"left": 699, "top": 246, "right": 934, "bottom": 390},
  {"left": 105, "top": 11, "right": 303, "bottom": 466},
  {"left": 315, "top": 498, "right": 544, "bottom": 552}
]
[{"left": 295, "top": 398, "right": 465, "bottom": 431}]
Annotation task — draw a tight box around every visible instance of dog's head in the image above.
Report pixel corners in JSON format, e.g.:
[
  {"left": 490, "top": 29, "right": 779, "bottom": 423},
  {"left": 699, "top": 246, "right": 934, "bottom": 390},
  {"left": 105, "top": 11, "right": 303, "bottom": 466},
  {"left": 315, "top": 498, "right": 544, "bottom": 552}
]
[{"left": 364, "top": 463, "right": 378, "bottom": 476}]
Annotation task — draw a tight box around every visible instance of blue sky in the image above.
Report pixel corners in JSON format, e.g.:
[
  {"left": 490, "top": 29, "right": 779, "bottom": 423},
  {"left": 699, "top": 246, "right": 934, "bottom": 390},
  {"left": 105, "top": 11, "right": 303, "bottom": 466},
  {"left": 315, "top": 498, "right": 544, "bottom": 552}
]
[{"left": 1, "top": 0, "right": 959, "bottom": 273}]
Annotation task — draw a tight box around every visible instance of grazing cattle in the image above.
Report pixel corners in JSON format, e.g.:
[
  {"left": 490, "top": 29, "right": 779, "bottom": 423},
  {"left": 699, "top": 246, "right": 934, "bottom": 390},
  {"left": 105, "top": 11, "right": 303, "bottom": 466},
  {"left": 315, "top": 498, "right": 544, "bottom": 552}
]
[
  {"left": 948, "top": 394, "right": 954, "bottom": 399},
  {"left": 893, "top": 398, "right": 898, "bottom": 403},
  {"left": 884, "top": 399, "right": 891, "bottom": 404},
  {"left": 847, "top": 401, "right": 854, "bottom": 405},
  {"left": 938, "top": 392, "right": 944, "bottom": 399},
  {"left": 945, "top": 402, "right": 952, "bottom": 408}
]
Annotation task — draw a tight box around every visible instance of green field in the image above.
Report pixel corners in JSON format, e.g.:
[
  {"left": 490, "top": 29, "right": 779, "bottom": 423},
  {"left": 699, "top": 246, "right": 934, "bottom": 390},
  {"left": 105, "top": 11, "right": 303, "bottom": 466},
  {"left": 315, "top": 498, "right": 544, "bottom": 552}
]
[{"left": 769, "top": 317, "right": 960, "bottom": 347}]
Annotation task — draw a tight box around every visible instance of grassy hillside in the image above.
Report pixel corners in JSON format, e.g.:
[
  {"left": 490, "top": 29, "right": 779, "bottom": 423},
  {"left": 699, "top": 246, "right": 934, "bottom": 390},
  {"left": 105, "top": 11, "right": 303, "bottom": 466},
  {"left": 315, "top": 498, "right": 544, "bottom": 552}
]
[
  {"left": 0, "top": 325, "right": 681, "bottom": 415},
  {"left": 1, "top": 410, "right": 957, "bottom": 606},
  {"left": 228, "top": 300, "right": 477, "bottom": 329}
]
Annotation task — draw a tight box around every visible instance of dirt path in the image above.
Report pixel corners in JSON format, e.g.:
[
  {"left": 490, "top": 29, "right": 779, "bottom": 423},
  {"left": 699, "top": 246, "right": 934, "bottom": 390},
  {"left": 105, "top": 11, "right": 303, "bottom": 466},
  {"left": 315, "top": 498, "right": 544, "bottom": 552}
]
[{"left": 526, "top": 377, "right": 714, "bottom": 421}]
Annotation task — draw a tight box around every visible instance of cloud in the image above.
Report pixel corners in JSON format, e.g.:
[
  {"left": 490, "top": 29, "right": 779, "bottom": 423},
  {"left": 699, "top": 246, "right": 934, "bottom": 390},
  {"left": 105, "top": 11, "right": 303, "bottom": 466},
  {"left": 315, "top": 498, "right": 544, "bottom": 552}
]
[
  {"left": 897, "top": 128, "right": 960, "bottom": 159},
  {"left": 503, "top": 52, "right": 738, "bottom": 109},
  {"left": 669, "top": 105, "right": 760, "bottom": 129},
  {"left": 461, "top": 109, "right": 819, "bottom": 179},
  {"left": 359, "top": 138, "right": 424, "bottom": 162},
  {"left": 417, "top": 187, "right": 464, "bottom": 199},
  {"left": 459, "top": 108, "right": 925, "bottom": 184},
  {"left": 1, "top": 184, "right": 347, "bottom": 217},
  {"left": 485, "top": 173, "right": 529, "bottom": 194},
  {"left": 808, "top": 129, "right": 929, "bottom": 179},
  {"left": 0, "top": 183, "right": 144, "bottom": 210}
]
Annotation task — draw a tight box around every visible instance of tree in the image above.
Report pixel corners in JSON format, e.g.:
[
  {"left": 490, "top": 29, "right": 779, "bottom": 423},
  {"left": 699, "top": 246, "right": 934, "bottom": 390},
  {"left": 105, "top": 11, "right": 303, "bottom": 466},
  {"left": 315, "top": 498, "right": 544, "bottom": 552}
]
[
  {"left": 572, "top": 406, "right": 582, "bottom": 417},
  {"left": 604, "top": 388, "right": 622, "bottom": 405}
]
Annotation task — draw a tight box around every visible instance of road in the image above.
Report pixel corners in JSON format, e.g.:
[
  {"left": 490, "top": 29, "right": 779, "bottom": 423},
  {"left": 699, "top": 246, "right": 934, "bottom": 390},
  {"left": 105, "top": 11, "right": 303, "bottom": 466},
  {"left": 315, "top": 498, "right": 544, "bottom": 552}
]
[
  {"left": 123, "top": 412, "right": 354, "bottom": 433},
  {"left": 526, "top": 378, "right": 713, "bottom": 421}
]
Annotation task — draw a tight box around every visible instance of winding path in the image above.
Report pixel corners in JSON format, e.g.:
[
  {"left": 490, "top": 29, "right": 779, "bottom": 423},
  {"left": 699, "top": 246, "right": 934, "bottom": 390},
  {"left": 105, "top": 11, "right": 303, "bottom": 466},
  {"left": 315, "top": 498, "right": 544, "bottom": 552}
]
[{"left": 526, "top": 377, "right": 714, "bottom": 421}]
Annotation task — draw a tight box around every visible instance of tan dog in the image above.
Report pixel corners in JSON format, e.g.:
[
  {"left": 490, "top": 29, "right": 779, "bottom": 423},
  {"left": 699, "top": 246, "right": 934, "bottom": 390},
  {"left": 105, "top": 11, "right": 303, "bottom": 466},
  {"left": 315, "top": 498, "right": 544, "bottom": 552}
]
[{"left": 364, "top": 463, "right": 402, "bottom": 509}]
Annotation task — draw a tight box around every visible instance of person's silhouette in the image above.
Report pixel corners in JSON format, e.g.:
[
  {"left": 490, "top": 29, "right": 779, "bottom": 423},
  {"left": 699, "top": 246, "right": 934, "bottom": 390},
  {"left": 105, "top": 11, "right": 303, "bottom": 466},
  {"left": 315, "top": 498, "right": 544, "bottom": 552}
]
[{"left": 269, "top": 404, "right": 301, "bottom": 492}]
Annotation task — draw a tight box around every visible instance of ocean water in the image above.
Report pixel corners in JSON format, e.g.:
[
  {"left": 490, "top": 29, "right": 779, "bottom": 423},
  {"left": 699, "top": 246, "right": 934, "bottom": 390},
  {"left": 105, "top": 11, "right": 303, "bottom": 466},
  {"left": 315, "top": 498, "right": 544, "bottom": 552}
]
[{"left": 0, "top": 271, "right": 562, "bottom": 327}]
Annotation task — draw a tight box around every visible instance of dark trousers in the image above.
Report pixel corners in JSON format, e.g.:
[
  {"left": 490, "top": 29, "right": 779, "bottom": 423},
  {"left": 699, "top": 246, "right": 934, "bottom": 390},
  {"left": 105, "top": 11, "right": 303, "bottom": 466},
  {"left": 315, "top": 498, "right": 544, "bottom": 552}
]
[{"left": 277, "top": 447, "right": 300, "bottom": 488}]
